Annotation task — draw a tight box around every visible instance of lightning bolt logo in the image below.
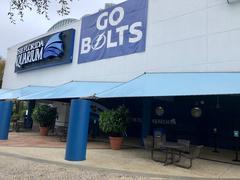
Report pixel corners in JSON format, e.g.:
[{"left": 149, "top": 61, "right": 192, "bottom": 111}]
[{"left": 91, "top": 32, "right": 106, "bottom": 51}]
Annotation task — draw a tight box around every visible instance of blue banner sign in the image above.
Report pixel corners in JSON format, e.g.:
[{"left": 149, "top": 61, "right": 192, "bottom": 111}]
[
  {"left": 15, "top": 29, "right": 75, "bottom": 73},
  {"left": 78, "top": 0, "right": 148, "bottom": 64}
]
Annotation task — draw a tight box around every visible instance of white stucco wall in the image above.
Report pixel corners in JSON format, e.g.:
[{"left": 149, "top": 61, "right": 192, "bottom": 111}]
[{"left": 3, "top": 0, "right": 240, "bottom": 89}]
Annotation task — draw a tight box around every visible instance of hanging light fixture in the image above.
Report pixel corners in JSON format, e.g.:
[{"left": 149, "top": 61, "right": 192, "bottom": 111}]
[
  {"left": 191, "top": 107, "right": 202, "bottom": 118},
  {"left": 155, "top": 106, "right": 164, "bottom": 116}
]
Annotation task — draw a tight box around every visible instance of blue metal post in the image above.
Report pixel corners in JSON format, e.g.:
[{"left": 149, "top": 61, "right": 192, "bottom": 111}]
[
  {"left": 141, "top": 98, "right": 152, "bottom": 143},
  {"left": 0, "top": 101, "right": 13, "bottom": 140},
  {"left": 65, "top": 99, "right": 91, "bottom": 161}
]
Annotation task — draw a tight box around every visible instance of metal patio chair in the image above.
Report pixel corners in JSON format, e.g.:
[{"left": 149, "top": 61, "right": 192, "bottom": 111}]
[
  {"left": 150, "top": 130, "right": 167, "bottom": 162},
  {"left": 143, "top": 135, "right": 153, "bottom": 150},
  {"left": 177, "top": 139, "right": 190, "bottom": 153},
  {"left": 15, "top": 120, "right": 24, "bottom": 132},
  {"left": 174, "top": 145, "right": 204, "bottom": 169}
]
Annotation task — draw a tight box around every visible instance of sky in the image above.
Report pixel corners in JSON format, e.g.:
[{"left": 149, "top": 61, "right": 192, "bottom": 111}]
[{"left": 0, "top": 0, "right": 124, "bottom": 59}]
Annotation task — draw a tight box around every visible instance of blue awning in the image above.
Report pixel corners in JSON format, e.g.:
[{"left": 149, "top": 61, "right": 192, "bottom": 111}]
[
  {"left": 19, "top": 81, "right": 121, "bottom": 100},
  {"left": 0, "top": 86, "right": 53, "bottom": 100},
  {"left": 0, "top": 89, "right": 10, "bottom": 95},
  {"left": 97, "top": 72, "right": 240, "bottom": 98}
]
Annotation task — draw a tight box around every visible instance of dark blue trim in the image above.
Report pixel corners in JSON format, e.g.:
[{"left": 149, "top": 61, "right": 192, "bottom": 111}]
[{"left": 141, "top": 98, "right": 152, "bottom": 144}]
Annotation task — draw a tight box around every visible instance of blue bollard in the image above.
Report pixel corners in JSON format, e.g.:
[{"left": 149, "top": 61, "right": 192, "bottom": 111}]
[
  {"left": 0, "top": 101, "right": 13, "bottom": 140},
  {"left": 65, "top": 99, "right": 91, "bottom": 161}
]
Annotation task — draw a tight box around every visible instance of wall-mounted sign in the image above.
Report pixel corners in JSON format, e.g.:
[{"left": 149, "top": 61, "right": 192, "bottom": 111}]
[
  {"left": 152, "top": 118, "right": 176, "bottom": 125},
  {"left": 15, "top": 29, "right": 75, "bottom": 73},
  {"left": 78, "top": 0, "right": 148, "bottom": 64}
]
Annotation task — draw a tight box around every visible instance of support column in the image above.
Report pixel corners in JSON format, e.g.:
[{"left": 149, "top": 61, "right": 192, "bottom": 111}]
[
  {"left": 24, "top": 100, "right": 35, "bottom": 129},
  {"left": 0, "top": 101, "right": 13, "bottom": 140},
  {"left": 141, "top": 98, "right": 152, "bottom": 143},
  {"left": 65, "top": 99, "right": 91, "bottom": 161}
]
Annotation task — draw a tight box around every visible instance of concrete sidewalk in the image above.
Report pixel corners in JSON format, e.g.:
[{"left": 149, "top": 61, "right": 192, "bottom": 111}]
[
  {"left": 0, "top": 132, "right": 240, "bottom": 179},
  {"left": 0, "top": 153, "right": 167, "bottom": 180},
  {"left": 0, "top": 132, "right": 111, "bottom": 149},
  {"left": 0, "top": 146, "right": 239, "bottom": 179}
]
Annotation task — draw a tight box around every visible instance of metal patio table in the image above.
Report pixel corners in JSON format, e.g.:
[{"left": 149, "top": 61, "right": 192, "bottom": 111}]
[{"left": 159, "top": 142, "right": 185, "bottom": 166}]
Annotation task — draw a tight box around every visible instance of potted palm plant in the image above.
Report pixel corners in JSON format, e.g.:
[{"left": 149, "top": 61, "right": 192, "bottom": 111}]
[
  {"left": 32, "top": 104, "right": 57, "bottom": 136},
  {"left": 99, "top": 106, "right": 129, "bottom": 150}
]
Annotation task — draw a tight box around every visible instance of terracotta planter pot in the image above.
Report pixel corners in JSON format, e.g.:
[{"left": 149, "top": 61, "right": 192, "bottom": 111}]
[
  {"left": 39, "top": 127, "right": 49, "bottom": 136},
  {"left": 109, "top": 136, "right": 123, "bottom": 150}
]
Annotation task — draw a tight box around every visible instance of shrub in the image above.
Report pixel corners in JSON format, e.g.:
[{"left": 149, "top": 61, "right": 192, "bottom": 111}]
[
  {"left": 99, "top": 106, "right": 129, "bottom": 137},
  {"left": 32, "top": 104, "right": 57, "bottom": 127}
]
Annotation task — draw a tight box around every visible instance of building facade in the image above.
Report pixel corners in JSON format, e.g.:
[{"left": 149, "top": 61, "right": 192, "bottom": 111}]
[
  {"left": 3, "top": 0, "right": 240, "bottom": 89},
  {"left": 1, "top": 0, "right": 240, "bottom": 162}
]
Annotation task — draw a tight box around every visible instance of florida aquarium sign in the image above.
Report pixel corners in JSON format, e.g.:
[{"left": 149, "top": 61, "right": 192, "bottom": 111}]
[
  {"left": 15, "top": 29, "right": 75, "bottom": 73},
  {"left": 78, "top": 0, "right": 148, "bottom": 63}
]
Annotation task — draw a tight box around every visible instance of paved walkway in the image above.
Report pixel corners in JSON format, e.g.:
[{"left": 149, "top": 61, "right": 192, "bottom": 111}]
[
  {"left": 0, "top": 132, "right": 110, "bottom": 149},
  {"left": 0, "top": 132, "right": 240, "bottom": 179},
  {"left": 0, "top": 146, "right": 239, "bottom": 179},
  {"left": 0, "top": 132, "right": 65, "bottom": 148},
  {"left": 0, "top": 154, "right": 166, "bottom": 180}
]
